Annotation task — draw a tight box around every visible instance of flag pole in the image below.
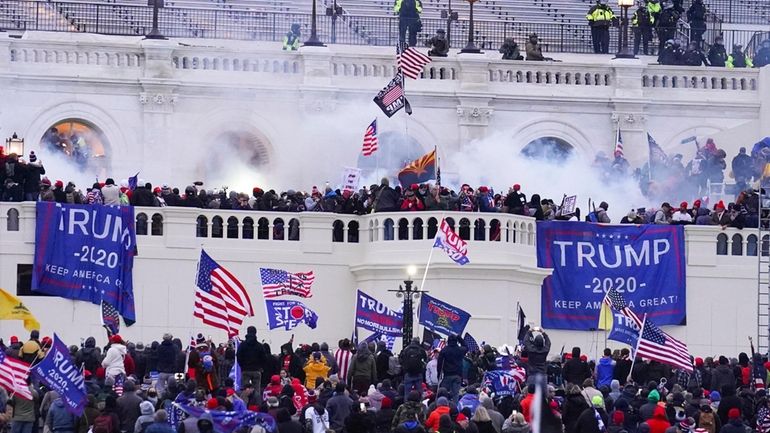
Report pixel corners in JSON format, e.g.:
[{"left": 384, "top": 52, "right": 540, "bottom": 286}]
[
  {"left": 627, "top": 313, "right": 647, "bottom": 383},
  {"left": 418, "top": 212, "right": 445, "bottom": 292}
]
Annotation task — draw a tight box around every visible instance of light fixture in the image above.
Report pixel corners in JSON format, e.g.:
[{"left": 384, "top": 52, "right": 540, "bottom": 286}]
[
  {"left": 5, "top": 133, "right": 24, "bottom": 156},
  {"left": 614, "top": 0, "right": 636, "bottom": 59},
  {"left": 617, "top": 0, "right": 634, "bottom": 6},
  {"left": 406, "top": 265, "right": 418, "bottom": 278}
]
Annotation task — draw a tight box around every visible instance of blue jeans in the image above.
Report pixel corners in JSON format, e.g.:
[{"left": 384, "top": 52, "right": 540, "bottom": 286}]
[
  {"left": 440, "top": 374, "right": 462, "bottom": 404},
  {"left": 403, "top": 373, "right": 422, "bottom": 399},
  {"left": 12, "top": 421, "right": 34, "bottom": 433}
]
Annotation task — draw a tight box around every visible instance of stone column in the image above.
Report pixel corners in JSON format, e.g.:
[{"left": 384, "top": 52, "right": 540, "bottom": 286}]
[
  {"left": 299, "top": 46, "right": 331, "bottom": 87},
  {"left": 137, "top": 86, "right": 178, "bottom": 180},
  {"left": 759, "top": 66, "right": 770, "bottom": 138},
  {"left": 456, "top": 102, "right": 493, "bottom": 144},
  {"left": 610, "top": 58, "right": 647, "bottom": 165},
  {"left": 0, "top": 34, "right": 10, "bottom": 71},
  {"left": 139, "top": 39, "right": 176, "bottom": 79}
]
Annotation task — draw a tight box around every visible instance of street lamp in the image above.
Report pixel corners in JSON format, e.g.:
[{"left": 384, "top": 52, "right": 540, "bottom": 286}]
[
  {"left": 304, "top": 0, "right": 326, "bottom": 47},
  {"left": 145, "top": 0, "right": 167, "bottom": 40},
  {"left": 614, "top": 0, "right": 636, "bottom": 59},
  {"left": 388, "top": 266, "right": 428, "bottom": 344},
  {"left": 460, "top": 0, "right": 482, "bottom": 53},
  {"left": 440, "top": 1, "right": 459, "bottom": 47},
  {"left": 5, "top": 133, "right": 24, "bottom": 156},
  {"left": 326, "top": 0, "right": 343, "bottom": 44}
]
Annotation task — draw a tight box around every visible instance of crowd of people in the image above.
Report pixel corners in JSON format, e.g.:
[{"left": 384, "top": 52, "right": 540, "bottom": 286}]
[{"left": 1, "top": 326, "right": 770, "bottom": 433}]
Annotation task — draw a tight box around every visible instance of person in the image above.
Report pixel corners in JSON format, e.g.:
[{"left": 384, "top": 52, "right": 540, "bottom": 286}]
[
  {"left": 394, "top": 0, "right": 422, "bottom": 47},
  {"left": 282, "top": 24, "right": 301, "bottom": 51},
  {"left": 392, "top": 391, "right": 426, "bottom": 429},
  {"left": 117, "top": 380, "right": 143, "bottom": 433},
  {"left": 304, "top": 352, "right": 331, "bottom": 389},
  {"left": 718, "top": 408, "right": 744, "bottom": 433},
  {"left": 732, "top": 147, "right": 753, "bottom": 190},
  {"left": 426, "top": 29, "right": 449, "bottom": 57},
  {"left": 682, "top": 42, "right": 708, "bottom": 66},
  {"left": 727, "top": 44, "right": 753, "bottom": 68},
  {"left": 711, "top": 201, "right": 730, "bottom": 227},
  {"left": 686, "top": 0, "right": 706, "bottom": 47},
  {"left": 499, "top": 37, "right": 523, "bottom": 60},
  {"left": 102, "top": 335, "right": 127, "bottom": 381},
  {"left": 437, "top": 335, "right": 467, "bottom": 404},
  {"left": 525, "top": 34, "right": 547, "bottom": 61},
  {"left": 659, "top": 39, "right": 684, "bottom": 65},
  {"left": 472, "top": 406, "right": 496, "bottom": 433},
  {"left": 672, "top": 202, "right": 693, "bottom": 223},
  {"left": 574, "top": 395, "right": 609, "bottom": 433},
  {"left": 502, "top": 411, "right": 530, "bottom": 433},
  {"left": 426, "top": 397, "right": 451, "bottom": 432},
  {"left": 596, "top": 348, "right": 616, "bottom": 388},
  {"left": 155, "top": 333, "right": 177, "bottom": 396},
  {"left": 144, "top": 411, "right": 174, "bottom": 433},
  {"left": 632, "top": 1, "right": 654, "bottom": 55},
  {"left": 563, "top": 347, "right": 592, "bottom": 385},
  {"left": 644, "top": 406, "right": 670, "bottom": 433},
  {"left": 596, "top": 201, "right": 611, "bottom": 223},
  {"left": 19, "top": 330, "right": 42, "bottom": 364},
  {"left": 134, "top": 401, "right": 155, "bottom": 433},
  {"left": 707, "top": 36, "right": 728, "bottom": 67},
  {"left": 654, "top": 202, "right": 672, "bottom": 224},
  {"left": 238, "top": 326, "right": 266, "bottom": 395},
  {"left": 347, "top": 342, "right": 377, "bottom": 395},
  {"left": 304, "top": 402, "right": 330, "bottom": 433},
  {"left": 754, "top": 39, "right": 770, "bottom": 68},
  {"left": 326, "top": 383, "right": 353, "bottom": 432},
  {"left": 46, "top": 396, "right": 75, "bottom": 433},
  {"left": 522, "top": 327, "right": 551, "bottom": 376},
  {"left": 400, "top": 337, "right": 427, "bottom": 399},
  {"left": 586, "top": 0, "right": 615, "bottom": 54},
  {"left": 655, "top": 5, "right": 679, "bottom": 54}
]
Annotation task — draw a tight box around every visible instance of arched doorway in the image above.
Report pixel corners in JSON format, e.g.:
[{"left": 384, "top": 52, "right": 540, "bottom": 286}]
[
  {"left": 38, "top": 119, "right": 111, "bottom": 174},
  {"left": 521, "top": 137, "right": 574, "bottom": 161},
  {"left": 201, "top": 130, "right": 272, "bottom": 189},
  {"left": 357, "top": 132, "right": 424, "bottom": 183}
]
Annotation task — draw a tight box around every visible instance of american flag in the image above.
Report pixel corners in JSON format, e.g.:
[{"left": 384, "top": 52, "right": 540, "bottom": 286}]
[
  {"left": 463, "top": 333, "right": 480, "bottom": 353},
  {"left": 361, "top": 119, "right": 379, "bottom": 157},
  {"left": 614, "top": 129, "right": 624, "bottom": 158},
  {"left": 260, "top": 268, "right": 315, "bottom": 299},
  {"left": 101, "top": 300, "right": 120, "bottom": 337},
  {"left": 648, "top": 133, "right": 668, "bottom": 164},
  {"left": 432, "top": 338, "right": 446, "bottom": 351},
  {"left": 195, "top": 250, "right": 254, "bottom": 337},
  {"left": 0, "top": 351, "right": 31, "bottom": 400},
  {"left": 603, "top": 286, "right": 642, "bottom": 327},
  {"left": 113, "top": 373, "right": 125, "bottom": 396},
  {"left": 382, "top": 78, "right": 405, "bottom": 106},
  {"left": 757, "top": 406, "right": 770, "bottom": 433},
  {"left": 335, "top": 348, "right": 353, "bottom": 381},
  {"left": 398, "top": 46, "right": 432, "bottom": 80},
  {"left": 636, "top": 316, "right": 693, "bottom": 372}
]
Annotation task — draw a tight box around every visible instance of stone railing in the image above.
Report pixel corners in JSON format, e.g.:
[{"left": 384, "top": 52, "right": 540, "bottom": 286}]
[{"left": 0, "top": 203, "right": 762, "bottom": 260}]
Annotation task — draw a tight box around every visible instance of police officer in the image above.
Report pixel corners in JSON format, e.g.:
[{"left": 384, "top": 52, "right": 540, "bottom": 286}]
[
  {"left": 632, "top": 0, "right": 653, "bottom": 55},
  {"left": 686, "top": 0, "right": 707, "bottom": 48},
  {"left": 753, "top": 39, "right": 770, "bottom": 68},
  {"left": 394, "top": 0, "right": 423, "bottom": 47},
  {"left": 707, "top": 35, "right": 728, "bottom": 67},
  {"left": 499, "top": 37, "right": 523, "bottom": 60},
  {"left": 659, "top": 39, "right": 683, "bottom": 65},
  {"left": 682, "top": 41, "right": 707, "bottom": 66},
  {"left": 655, "top": 4, "right": 680, "bottom": 54},
  {"left": 586, "top": 0, "right": 615, "bottom": 54},
  {"left": 425, "top": 29, "right": 448, "bottom": 57},
  {"left": 727, "top": 44, "right": 753, "bottom": 68},
  {"left": 646, "top": 0, "right": 662, "bottom": 29},
  {"left": 282, "top": 23, "right": 301, "bottom": 51}
]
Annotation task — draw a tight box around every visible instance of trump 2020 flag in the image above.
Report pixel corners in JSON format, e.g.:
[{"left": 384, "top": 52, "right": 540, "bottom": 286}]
[
  {"left": 433, "top": 219, "right": 469, "bottom": 265},
  {"left": 30, "top": 334, "right": 87, "bottom": 415},
  {"left": 265, "top": 300, "right": 318, "bottom": 330}
]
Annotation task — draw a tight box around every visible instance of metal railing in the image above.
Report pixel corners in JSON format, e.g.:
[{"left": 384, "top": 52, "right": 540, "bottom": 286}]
[{"left": 703, "top": 0, "right": 770, "bottom": 24}]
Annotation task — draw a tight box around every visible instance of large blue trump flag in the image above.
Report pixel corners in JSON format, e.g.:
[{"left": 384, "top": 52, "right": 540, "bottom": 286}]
[
  {"left": 32, "top": 203, "right": 137, "bottom": 323},
  {"left": 537, "top": 221, "right": 686, "bottom": 330}
]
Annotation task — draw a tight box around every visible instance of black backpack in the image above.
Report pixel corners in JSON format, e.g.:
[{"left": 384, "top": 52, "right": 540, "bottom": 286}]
[{"left": 401, "top": 347, "right": 425, "bottom": 375}]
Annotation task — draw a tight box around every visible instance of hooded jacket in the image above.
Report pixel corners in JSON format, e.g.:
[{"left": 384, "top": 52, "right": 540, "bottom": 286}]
[
  {"left": 237, "top": 333, "right": 265, "bottom": 371},
  {"left": 46, "top": 399, "right": 75, "bottom": 432},
  {"left": 347, "top": 343, "right": 377, "bottom": 384},
  {"left": 156, "top": 339, "right": 177, "bottom": 373},
  {"left": 304, "top": 358, "right": 331, "bottom": 389},
  {"left": 596, "top": 357, "right": 616, "bottom": 388},
  {"left": 522, "top": 331, "right": 551, "bottom": 375},
  {"left": 75, "top": 337, "right": 101, "bottom": 374},
  {"left": 102, "top": 343, "right": 127, "bottom": 377},
  {"left": 645, "top": 406, "right": 671, "bottom": 433}
]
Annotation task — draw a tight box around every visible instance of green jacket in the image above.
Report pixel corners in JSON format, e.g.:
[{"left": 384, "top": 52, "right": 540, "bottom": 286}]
[
  {"left": 11, "top": 390, "right": 38, "bottom": 422},
  {"left": 282, "top": 33, "right": 300, "bottom": 51}
]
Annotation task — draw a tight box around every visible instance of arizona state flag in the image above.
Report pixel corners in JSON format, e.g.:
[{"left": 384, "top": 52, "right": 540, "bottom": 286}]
[
  {"left": 0, "top": 288, "right": 40, "bottom": 331},
  {"left": 398, "top": 148, "right": 437, "bottom": 186}
]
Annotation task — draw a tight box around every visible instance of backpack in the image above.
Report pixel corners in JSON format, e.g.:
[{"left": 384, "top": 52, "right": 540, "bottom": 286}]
[
  {"left": 401, "top": 348, "right": 424, "bottom": 375},
  {"left": 698, "top": 411, "right": 715, "bottom": 433},
  {"left": 92, "top": 414, "right": 114, "bottom": 433}
]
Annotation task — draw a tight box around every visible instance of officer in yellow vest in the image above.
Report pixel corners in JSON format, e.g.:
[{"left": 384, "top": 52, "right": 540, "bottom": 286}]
[
  {"left": 586, "top": 0, "right": 615, "bottom": 54},
  {"left": 394, "top": 0, "right": 423, "bottom": 47},
  {"left": 632, "top": 0, "right": 654, "bottom": 55},
  {"left": 282, "top": 23, "right": 301, "bottom": 51}
]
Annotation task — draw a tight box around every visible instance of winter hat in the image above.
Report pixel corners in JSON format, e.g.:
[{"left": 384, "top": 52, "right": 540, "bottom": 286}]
[
  {"left": 679, "top": 417, "right": 695, "bottom": 430},
  {"left": 648, "top": 390, "right": 660, "bottom": 402},
  {"left": 437, "top": 397, "right": 449, "bottom": 407},
  {"left": 478, "top": 186, "right": 489, "bottom": 193},
  {"left": 709, "top": 390, "right": 720, "bottom": 402},
  {"left": 695, "top": 357, "right": 704, "bottom": 367},
  {"left": 728, "top": 408, "right": 740, "bottom": 419},
  {"left": 611, "top": 410, "right": 624, "bottom": 425},
  {"left": 716, "top": 200, "right": 725, "bottom": 210},
  {"left": 9, "top": 336, "right": 18, "bottom": 344},
  {"left": 456, "top": 413, "right": 468, "bottom": 422},
  {"left": 267, "top": 396, "right": 279, "bottom": 408},
  {"left": 694, "top": 199, "right": 701, "bottom": 207},
  {"left": 206, "top": 398, "right": 219, "bottom": 410},
  {"left": 29, "top": 151, "right": 36, "bottom": 163},
  {"left": 680, "top": 201, "right": 688, "bottom": 209},
  {"left": 140, "top": 401, "right": 154, "bottom": 416},
  {"left": 513, "top": 184, "right": 521, "bottom": 191},
  {"left": 591, "top": 395, "right": 604, "bottom": 408},
  {"left": 109, "top": 334, "right": 123, "bottom": 345},
  {"left": 55, "top": 180, "right": 64, "bottom": 188}
]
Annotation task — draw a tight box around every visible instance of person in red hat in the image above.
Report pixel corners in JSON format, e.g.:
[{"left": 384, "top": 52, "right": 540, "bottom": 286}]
[
  {"left": 719, "top": 408, "right": 745, "bottom": 433},
  {"left": 672, "top": 201, "right": 693, "bottom": 223},
  {"left": 102, "top": 334, "right": 127, "bottom": 381},
  {"left": 712, "top": 200, "right": 730, "bottom": 226},
  {"left": 504, "top": 184, "right": 527, "bottom": 215}
]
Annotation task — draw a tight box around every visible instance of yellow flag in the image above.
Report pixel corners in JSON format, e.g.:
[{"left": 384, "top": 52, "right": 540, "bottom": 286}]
[
  {"left": 763, "top": 162, "right": 770, "bottom": 179},
  {"left": 597, "top": 302, "right": 613, "bottom": 331},
  {"left": 0, "top": 288, "right": 41, "bottom": 332}
]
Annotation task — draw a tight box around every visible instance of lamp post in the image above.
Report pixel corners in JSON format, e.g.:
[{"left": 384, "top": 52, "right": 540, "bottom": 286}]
[
  {"left": 614, "top": 0, "right": 635, "bottom": 58},
  {"left": 441, "top": 0, "right": 458, "bottom": 47},
  {"left": 145, "top": 0, "right": 167, "bottom": 40},
  {"left": 304, "top": 0, "right": 326, "bottom": 46},
  {"left": 326, "top": 0, "right": 343, "bottom": 44},
  {"left": 388, "top": 266, "right": 428, "bottom": 343},
  {"left": 460, "top": 0, "right": 482, "bottom": 53},
  {"left": 5, "top": 133, "right": 25, "bottom": 156}
]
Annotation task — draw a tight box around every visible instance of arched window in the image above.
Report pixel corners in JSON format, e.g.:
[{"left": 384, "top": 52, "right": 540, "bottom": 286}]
[
  {"left": 242, "top": 217, "right": 254, "bottom": 239},
  {"left": 196, "top": 215, "right": 208, "bottom": 237},
  {"left": 39, "top": 119, "right": 111, "bottom": 174},
  {"left": 136, "top": 213, "right": 148, "bottom": 236},
  {"left": 288, "top": 218, "right": 300, "bottom": 241},
  {"left": 211, "top": 216, "right": 224, "bottom": 238},
  {"left": 413, "top": 218, "right": 424, "bottom": 240},
  {"left": 459, "top": 218, "right": 471, "bottom": 241},
  {"left": 257, "top": 218, "right": 269, "bottom": 240},
  {"left": 445, "top": 217, "right": 455, "bottom": 231},
  {"left": 747, "top": 234, "right": 758, "bottom": 256},
  {"left": 716, "top": 233, "right": 728, "bottom": 255},
  {"left": 227, "top": 217, "right": 239, "bottom": 239},
  {"left": 348, "top": 221, "right": 359, "bottom": 243},
  {"left": 204, "top": 130, "right": 271, "bottom": 181},
  {"left": 731, "top": 233, "right": 743, "bottom": 256},
  {"left": 398, "top": 218, "right": 409, "bottom": 240},
  {"left": 427, "top": 217, "right": 438, "bottom": 239},
  {"left": 383, "top": 218, "right": 394, "bottom": 241},
  {"left": 474, "top": 218, "right": 486, "bottom": 241},
  {"left": 151, "top": 213, "right": 163, "bottom": 236},
  {"left": 490, "top": 219, "right": 501, "bottom": 242},
  {"left": 333, "top": 220, "right": 344, "bottom": 243},
  {"left": 6, "top": 208, "right": 19, "bottom": 232},
  {"left": 521, "top": 137, "right": 574, "bottom": 161},
  {"left": 273, "top": 218, "right": 285, "bottom": 240},
  {"left": 368, "top": 220, "right": 375, "bottom": 242}
]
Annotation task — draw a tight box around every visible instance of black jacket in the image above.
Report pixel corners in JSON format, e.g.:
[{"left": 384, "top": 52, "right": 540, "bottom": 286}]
[
  {"left": 574, "top": 407, "right": 608, "bottom": 433},
  {"left": 522, "top": 331, "right": 551, "bottom": 375},
  {"left": 708, "top": 44, "right": 728, "bottom": 67},
  {"left": 130, "top": 186, "right": 156, "bottom": 207},
  {"left": 237, "top": 334, "right": 265, "bottom": 371},
  {"left": 437, "top": 344, "right": 467, "bottom": 377},
  {"left": 563, "top": 359, "right": 592, "bottom": 385},
  {"left": 374, "top": 186, "right": 400, "bottom": 212},
  {"left": 156, "top": 340, "right": 177, "bottom": 373}
]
